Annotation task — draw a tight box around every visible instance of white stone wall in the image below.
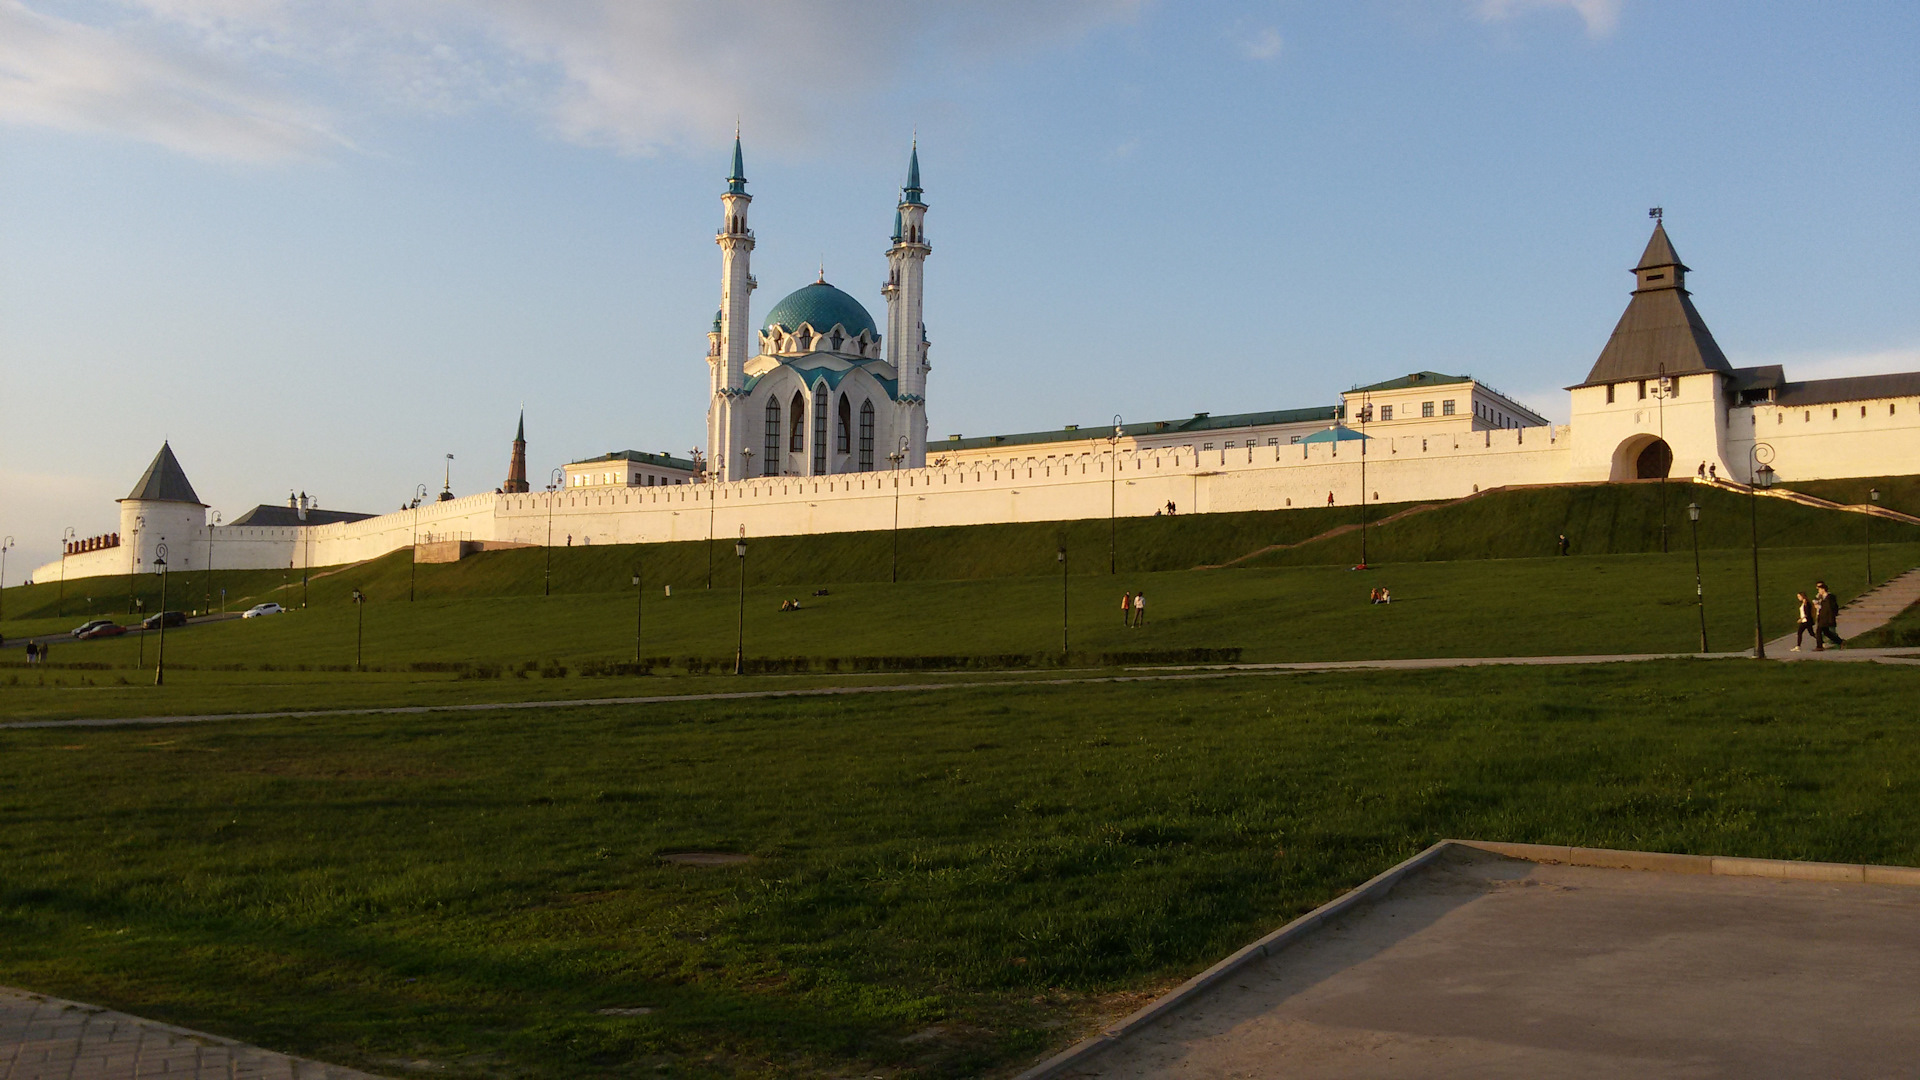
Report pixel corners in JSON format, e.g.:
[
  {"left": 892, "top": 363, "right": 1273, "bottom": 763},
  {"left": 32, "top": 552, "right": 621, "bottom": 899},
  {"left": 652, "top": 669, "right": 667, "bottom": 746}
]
[{"left": 1729, "top": 394, "right": 1920, "bottom": 484}]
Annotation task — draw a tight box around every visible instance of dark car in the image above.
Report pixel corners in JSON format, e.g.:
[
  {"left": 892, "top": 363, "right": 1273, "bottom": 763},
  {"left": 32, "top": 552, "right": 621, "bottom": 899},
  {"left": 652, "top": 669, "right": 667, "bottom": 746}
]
[
  {"left": 141, "top": 611, "right": 188, "bottom": 630},
  {"left": 71, "top": 619, "right": 115, "bottom": 638},
  {"left": 78, "top": 623, "right": 127, "bottom": 640}
]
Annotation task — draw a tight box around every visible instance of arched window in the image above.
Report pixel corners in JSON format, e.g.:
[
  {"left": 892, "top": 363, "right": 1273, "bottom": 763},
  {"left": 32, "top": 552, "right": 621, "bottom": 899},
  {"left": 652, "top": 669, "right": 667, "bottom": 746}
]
[
  {"left": 797, "top": 328, "right": 813, "bottom": 351},
  {"left": 789, "top": 392, "right": 805, "bottom": 452},
  {"left": 859, "top": 399, "right": 875, "bottom": 471},
  {"left": 837, "top": 395, "right": 852, "bottom": 454},
  {"left": 813, "top": 390, "right": 828, "bottom": 474},
  {"left": 763, "top": 399, "right": 781, "bottom": 476},
  {"left": 829, "top": 329, "right": 844, "bottom": 352}
]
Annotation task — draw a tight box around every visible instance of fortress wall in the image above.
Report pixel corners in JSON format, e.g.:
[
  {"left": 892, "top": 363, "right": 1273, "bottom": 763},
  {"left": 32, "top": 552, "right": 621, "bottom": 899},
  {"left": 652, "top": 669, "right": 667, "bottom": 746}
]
[
  {"left": 28, "top": 545, "right": 132, "bottom": 586},
  {"left": 1730, "top": 397, "right": 1920, "bottom": 483},
  {"left": 31, "top": 428, "right": 1580, "bottom": 583}
]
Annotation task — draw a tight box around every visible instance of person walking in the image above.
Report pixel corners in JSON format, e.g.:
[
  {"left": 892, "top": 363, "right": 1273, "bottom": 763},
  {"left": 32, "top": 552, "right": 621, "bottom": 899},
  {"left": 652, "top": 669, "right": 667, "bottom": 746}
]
[
  {"left": 1813, "top": 581, "right": 1843, "bottom": 650},
  {"left": 1557, "top": 533, "right": 1570, "bottom": 556},
  {"left": 1708, "top": 463, "right": 1718, "bottom": 481},
  {"left": 1327, "top": 491, "right": 1335, "bottom": 507},
  {"left": 1792, "top": 591, "right": 1815, "bottom": 651},
  {"left": 1121, "top": 591, "right": 1134, "bottom": 628},
  {"left": 1132, "top": 591, "right": 1146, "bottom": 627},
  {"left": 1696, "top": 462, "right": 1707, "bottom": 478}
]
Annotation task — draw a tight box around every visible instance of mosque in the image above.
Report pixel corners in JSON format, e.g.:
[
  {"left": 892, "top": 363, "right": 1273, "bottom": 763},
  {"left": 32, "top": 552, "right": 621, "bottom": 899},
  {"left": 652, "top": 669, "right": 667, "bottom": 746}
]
[{"left": 26, "top": 140, "right": 1920, "bottom": 588}]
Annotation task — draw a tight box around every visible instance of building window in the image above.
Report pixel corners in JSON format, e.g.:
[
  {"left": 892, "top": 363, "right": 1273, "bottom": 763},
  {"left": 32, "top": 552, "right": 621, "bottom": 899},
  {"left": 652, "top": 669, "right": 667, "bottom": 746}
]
[
  {"left": 1442, "top": 399, "right": 1455, "bottom": 415},
  {"left": 837, "top": 395, "right": 852, "bottom": 453},
  {"left": 1381, "top": 405, "right": 1393, "bottom": 421},
  {"left": 858, "top": 400, "right": 875, "bottom": 471},
  {"left": 1267, "top": 438, "right": 1278, "bottom": 446},
  {"left": 764, "top": 399, "right": 781, "bottom": 475},
  {"left": 1421, "top": 402, "right": 1435, "bottom": 418},
  {"left": 1203, "top": 442, "right": 1214, "bottom": 450},
  {"left": 813, "top": 390, "right": 828, "bottom": 474},
  {"left": 789, "top": 393, "right": 805, "bottom": 452},
  {"left": 1224, "top": 440, "right": 1235, "bottom": 448},
  {"left": 1606, "top": 384, "right": 1616, "bottom": 404},
  {"left": 1637, "top": 380, "right": 1647, "bottom": 400}
]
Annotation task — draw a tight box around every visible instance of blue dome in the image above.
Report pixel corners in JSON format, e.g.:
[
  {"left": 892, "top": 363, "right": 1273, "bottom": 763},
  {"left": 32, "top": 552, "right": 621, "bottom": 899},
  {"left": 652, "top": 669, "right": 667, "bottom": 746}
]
[{"left": 762, "top": 281, "right": 877, "bottom": 338}]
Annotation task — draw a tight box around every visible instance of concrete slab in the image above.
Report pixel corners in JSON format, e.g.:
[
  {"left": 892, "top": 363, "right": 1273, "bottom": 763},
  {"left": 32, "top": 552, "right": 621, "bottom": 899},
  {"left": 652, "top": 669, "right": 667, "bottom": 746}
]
[
  {"left": 1048, "top": 846, "right": 1920, "bottom": 1079},
  {"left": 0, "top": 988, "right": 383, "bottom": 1080}
]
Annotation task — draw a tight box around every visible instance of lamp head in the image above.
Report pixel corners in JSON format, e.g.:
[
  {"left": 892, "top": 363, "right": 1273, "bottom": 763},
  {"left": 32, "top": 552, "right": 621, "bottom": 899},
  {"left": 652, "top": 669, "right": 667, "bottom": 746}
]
[
  {"left": 631, "top": 573, "right": 640, "bottom": 586},
  {"left": 1870, "top": 488, "right": 1880, "bottom": 502},
  {"left": 1056, "top": 546, "right": 1066, "bottom": 562},
  {"left": 1687, "top": 502, "right": 1700, "bottom": 522},
  {"left": 1755, "top": 464, "right": 1776, "bottom": 489},
  {"left": 351, "top": 588, "right": 364, "bottom": 603}
]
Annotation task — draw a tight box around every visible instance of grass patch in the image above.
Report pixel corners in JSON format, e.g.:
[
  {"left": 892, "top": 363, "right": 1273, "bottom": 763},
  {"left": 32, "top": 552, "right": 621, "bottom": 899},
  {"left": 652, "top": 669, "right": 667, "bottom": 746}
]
[{"left": 2, "top": 663, "right": 1918, "bottom": 1078}]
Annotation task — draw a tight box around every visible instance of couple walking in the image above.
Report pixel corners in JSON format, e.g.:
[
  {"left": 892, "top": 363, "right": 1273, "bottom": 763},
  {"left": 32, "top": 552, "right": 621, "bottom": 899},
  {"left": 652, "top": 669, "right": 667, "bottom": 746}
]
[
  {"left": 1120, "top": 591, "right": 1148, "bottom": 628},
  {"left": 1793, "top": 581, "right": 1843, "bottom": 651}
]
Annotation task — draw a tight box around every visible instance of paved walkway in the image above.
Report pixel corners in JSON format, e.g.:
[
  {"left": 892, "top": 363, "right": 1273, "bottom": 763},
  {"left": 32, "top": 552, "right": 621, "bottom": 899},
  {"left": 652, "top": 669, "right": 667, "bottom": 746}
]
[
  {"left": 0, "top": 987, "right": 380, "bottom": 1080},
  {"left": 6, "top": 645, "right": 1919, "bottom": 731},
  {"left": 1766, "top": 565, "right": 1920, "bottom": 656}
]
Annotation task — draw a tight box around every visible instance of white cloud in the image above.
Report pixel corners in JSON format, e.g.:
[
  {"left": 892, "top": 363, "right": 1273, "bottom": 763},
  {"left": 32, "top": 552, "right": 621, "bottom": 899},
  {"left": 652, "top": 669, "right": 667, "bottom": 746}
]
[
  {"left": 0, "top": 0, "right": 1144, "bottom": 162},
  {"left": 1243, "top": 25, "right": 1283, "bottom": 60},
  {"left": 0, "top": 0, "right": 351, "bottom": 161},
  {"left": 1474, "top": 0, "right": 1622, "bottom": 38}
]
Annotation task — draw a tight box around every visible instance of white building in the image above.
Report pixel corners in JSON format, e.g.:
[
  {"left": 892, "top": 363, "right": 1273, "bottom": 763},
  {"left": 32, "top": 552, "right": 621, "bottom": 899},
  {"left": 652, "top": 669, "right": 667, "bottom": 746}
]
[{"left": 32, "top": 216, "right": 1920, "bottom": 588}]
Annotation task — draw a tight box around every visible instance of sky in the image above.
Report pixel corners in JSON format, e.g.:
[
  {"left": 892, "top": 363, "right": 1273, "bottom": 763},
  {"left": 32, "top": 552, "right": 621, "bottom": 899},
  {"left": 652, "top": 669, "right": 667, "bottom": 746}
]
[{"left": 3, "top": 0, "right": 1918, "bottom": 576}]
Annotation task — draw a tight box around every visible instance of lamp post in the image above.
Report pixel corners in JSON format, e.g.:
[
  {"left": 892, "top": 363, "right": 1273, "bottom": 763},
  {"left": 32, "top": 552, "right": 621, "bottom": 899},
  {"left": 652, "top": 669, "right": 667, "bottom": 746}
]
[
  {"left": 128, "top": 515, "right": 144, "bottom": 614},
  {"left": 204, "top": 511, "right": 220, "bottom": 615},
  {"left": 1867, "top": 487, "right": 1880, "bottom": 586},
  {"left": 1109, "top": 415, "right": 1122, "bottom": 575},
  {"left": 544, "top": 469, "right": 562, "bottom": 597},
  {"left": 889, "top": 435, "right": 908, "bottom": 583},
  {"left": 1687, "top": 502, "right": 1707, "bottom": 653},
  {"left": 152, "top": 543, "right": 168, "bottom": 686},
  {"left": 734, "top": 527, "right": 748, "bottom": 675},
  {"left": 0, "top": 535, "right": 12, "bottom": 624},
  {"left": 1747, "top": 442, "right": 1776, "bottom": 659},
  {"left": 1654, "top": 364, "right": 1671, "bottom": 553},
  {"left": 704, "top": 453, "right": 717, "bottom": 590},
  {"left": 351, "top": 588, "right": 365, "bottom": 671},
  {"left": 1057, "top": 545, "right": 1069, "bottom": 662},
  {"left": 641, "top": 549, "right": 656, "bottom": 661},
  {"left": 410, "top": 483, "right": 429, "bottom": 602},
  {"left": 59, "top": 527, "right": 74, "bottom": 618},
  {"left": 1357, "top": 397, "right": 1372, "bottom": 569}
]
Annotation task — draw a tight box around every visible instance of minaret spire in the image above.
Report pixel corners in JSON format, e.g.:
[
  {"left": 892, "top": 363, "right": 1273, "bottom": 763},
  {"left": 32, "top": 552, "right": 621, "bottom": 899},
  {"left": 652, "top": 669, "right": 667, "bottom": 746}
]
[
  {"left": 883, "top": 138, "right": 931, "bottom": 468},
  {"left": 712, "top": 129, "right": 757, "bottom": 481}
]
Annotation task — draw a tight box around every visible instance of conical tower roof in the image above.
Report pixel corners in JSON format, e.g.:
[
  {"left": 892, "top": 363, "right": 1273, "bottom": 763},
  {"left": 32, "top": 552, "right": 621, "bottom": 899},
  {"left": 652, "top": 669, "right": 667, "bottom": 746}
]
[
  {"left": 121, "top": 442, "right": 204, "bottom": 505},
  {"left": 515, "top": 408, "right": 526, "bottom": 443},
  {"left": 1576, "top": 222, "right": 1730, "bottom": 388}
]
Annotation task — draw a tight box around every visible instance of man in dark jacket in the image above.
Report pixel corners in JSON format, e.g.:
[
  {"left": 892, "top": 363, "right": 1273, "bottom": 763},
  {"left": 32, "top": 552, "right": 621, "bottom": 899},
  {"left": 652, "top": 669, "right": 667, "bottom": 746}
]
[{"left": 1813, "top": 581, "right": 1843, "bottom": 650}]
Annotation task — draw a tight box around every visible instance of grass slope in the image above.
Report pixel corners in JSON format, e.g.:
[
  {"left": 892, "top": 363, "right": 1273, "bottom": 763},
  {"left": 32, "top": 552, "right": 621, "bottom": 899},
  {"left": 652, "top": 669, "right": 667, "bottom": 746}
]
[{"left": 3, "top": 664, "right": 1919, "bottom": 1079}]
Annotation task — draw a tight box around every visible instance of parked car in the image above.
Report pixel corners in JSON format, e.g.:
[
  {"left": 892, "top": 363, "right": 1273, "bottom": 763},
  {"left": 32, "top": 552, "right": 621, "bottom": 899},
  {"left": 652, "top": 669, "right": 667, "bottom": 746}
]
[
  {"left": 78, "top": 623, "right": 127, "bottom": 640},
  {"left": 70, "top": 619, "right": 115, "bottom": 638},
  {"left": 141, "top": 611, "right": 188, "bottom": 630},
  {"left": 242, "top": 603, "right": 285, "bottom": 619}
]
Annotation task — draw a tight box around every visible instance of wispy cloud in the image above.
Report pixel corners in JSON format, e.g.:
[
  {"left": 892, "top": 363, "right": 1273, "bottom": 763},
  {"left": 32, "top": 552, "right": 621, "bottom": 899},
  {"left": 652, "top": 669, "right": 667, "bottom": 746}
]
[
  {"left": 0, "top": 0, "right": 1144, "bottom": 162},
  {"left": 1473, "top": 0, "right": 1622, "bottom": 38},
  {"left": 0, "top": 0, "right": 350, "bottom": 161},
  {"left": 1242, "top": 25, "right": 1283, "bottom": 61}
]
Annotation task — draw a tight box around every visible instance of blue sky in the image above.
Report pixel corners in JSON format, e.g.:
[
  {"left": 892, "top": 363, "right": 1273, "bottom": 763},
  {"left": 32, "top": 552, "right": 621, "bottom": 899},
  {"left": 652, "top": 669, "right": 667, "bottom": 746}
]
[{"left": 3, "top": 0, "right": 1917, "bottom": 574}]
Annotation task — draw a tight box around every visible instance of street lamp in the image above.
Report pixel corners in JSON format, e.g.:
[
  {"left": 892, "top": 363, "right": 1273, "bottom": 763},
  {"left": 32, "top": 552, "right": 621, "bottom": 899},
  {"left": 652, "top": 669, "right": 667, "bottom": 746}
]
[
  {"left": 703, "top": 449, "right": 717, "bottom": 590},
  {"left": 0, "top": 535, "right": 12, "bottom": 623},
  {"left": 411, "top": 482, "right": 429, "bottom": 602},
  {"left": 351, "top": 588, "right": 366, "bottom": 671},
  {"left": 1747, "top": 442, "right": 1776, "bottom": 659},
  {"left": 1057, "top": 545, "right": 1069, "bottom": 662},
  {"left": 1654, "top": 364, "right": 1672, "bottom": 553},
  {"left": 734, "top": 527, "right": 748, "bottom": 675},
  {"left": 1867, "top": 487, "right": 1880, "bottom": 586},
  {"left": 889, "top": 435, "right": 908, "bottom": 583},
  {"left": 59, "top": 527, "right": 75, "bottom": 618},
  {"left": 1109, "top": 415, "right": 1122, "bottom": 575},
  {"left": 544, "top": 469, "right": 563, "bottom": 597},
  {"left": 1357, "top": 397, "right": 1372, "bottom": 569},
  {"left": 641, "top": 549, "right": 656, "bottom": 661},
  {"left": 204, "top": 511, "right": 220, "bottom": 614},
  {"left": 1687, "top": 502, "right": 1707, "bottom": 653},
  {"left": 152, "top": 542, "right": 169, "bottom": 686}
]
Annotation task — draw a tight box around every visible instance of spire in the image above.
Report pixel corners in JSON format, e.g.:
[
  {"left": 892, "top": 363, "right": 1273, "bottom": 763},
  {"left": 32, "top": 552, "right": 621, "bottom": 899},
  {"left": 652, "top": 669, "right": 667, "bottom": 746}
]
[
  {"left": 1577, "top": 220, "right": 1729, "bottom": 387},
  {"left": 727, "top": 131, "right": 747, "bottom": 195},
  {"left": 891, "top": 207, "right": 903, "bottom": 243},
  {"left": 515, "top": 408, "right": 525, "bottom": 443},
  {"left": 901, "top": 140, "right": 923, "bottom": 206},
  {"left": 1636, "top": 220, "right": 1685, "bottom": 272},
  {"left": 122, "top": 441, "right": 204, "bottom": 505}
]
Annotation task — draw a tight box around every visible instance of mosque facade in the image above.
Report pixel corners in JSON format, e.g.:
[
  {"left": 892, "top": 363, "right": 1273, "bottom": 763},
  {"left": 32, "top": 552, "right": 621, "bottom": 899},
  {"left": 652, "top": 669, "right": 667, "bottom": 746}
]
[{"left": 27, "top": 163, "right": 1920, "bottom": 589}]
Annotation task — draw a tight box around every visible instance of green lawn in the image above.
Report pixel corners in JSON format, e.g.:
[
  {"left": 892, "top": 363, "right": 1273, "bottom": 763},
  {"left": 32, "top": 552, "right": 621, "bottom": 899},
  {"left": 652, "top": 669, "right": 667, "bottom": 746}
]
[
  {"left": 3, "top": 663, "right": 1919, "bottom": 1078},
  {"left": 3, "top": 543, "right": 1913, "bottom": 723}
]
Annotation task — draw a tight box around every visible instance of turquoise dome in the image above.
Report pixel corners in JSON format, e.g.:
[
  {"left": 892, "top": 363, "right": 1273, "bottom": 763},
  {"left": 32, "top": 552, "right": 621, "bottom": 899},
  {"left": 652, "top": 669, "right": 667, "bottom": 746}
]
[{"left": 762, "top": 281, "right": 877, "bottom": 338}]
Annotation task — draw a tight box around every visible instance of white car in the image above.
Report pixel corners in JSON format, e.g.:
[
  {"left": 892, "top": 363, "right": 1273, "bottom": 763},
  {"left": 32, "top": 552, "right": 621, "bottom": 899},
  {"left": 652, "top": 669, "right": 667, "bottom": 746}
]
[{"left": 242, "top": 603, "right": 285, "bottom": 618}]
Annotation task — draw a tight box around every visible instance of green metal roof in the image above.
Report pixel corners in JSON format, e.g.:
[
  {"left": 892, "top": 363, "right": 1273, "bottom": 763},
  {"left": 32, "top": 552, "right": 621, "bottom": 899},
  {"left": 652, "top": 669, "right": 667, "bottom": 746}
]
[
  {"left": 726, "top": 135, "right": 747, "bottom": 195},
  {"left": 1347, "top": 371, "right": 1472, "bottom": 394},
  {"left": 940, "top": 405, "right": 1340, "bottom": 452},
  {"left": 762, "top": 281, "right": 878, "bottom": 338},
  {"left": 902, "top": 143, "right": 923, "bottom": 206},
  {"left": 1300, "top": 424, "right": 1370, "bottom": 443},
  {"left": 572, "top": 450, "right": 699, "bottom": 471}
]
